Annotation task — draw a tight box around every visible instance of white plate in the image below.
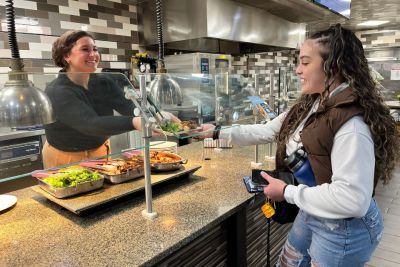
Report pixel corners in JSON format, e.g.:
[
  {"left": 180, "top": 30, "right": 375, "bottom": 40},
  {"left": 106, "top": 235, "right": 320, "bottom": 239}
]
[{"left": 0, "top": 195, "right": 17, "bottom": 212}]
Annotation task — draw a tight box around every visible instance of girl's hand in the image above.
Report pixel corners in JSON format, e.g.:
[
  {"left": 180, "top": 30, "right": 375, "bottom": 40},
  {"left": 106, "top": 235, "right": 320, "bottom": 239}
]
[{"left": 262, "top": 171, "right": 287, "bottom": 202}]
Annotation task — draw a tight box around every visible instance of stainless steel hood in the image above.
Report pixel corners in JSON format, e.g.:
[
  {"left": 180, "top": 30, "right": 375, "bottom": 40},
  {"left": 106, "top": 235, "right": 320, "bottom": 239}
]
[{"left": 138, "top": 0, "right": 307, "bottom": 55}]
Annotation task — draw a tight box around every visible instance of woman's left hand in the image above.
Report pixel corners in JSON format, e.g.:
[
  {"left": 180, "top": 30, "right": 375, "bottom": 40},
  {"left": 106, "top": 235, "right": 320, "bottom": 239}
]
[{"left": 261, "top": 171, "right": 287, "bottom": 202}]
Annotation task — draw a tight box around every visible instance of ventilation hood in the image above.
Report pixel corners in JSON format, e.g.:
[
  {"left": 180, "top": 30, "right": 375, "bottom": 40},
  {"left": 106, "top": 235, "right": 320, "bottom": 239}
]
[{"left": 138, "top": 0, "right": 308, "bottom": 55}]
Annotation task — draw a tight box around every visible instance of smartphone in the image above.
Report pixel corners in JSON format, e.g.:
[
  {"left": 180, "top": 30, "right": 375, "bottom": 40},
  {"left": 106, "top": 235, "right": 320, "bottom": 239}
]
[
  {"left": 243, "top": 176, "right": 265, "bottom": 193},
  {"left": 251, "top": 169, "right": 277, "bottom": 186}
]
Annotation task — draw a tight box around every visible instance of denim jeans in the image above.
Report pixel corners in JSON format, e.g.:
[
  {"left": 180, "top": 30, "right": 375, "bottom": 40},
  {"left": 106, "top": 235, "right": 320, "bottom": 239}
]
[{"left": 276, "top": 199, "right": 383, "bottom": 267}]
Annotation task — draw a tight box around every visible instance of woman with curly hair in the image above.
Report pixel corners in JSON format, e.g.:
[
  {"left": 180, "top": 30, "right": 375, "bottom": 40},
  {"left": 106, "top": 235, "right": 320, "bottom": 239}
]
[{"left": 201, "top": 24, "right": 398, "bottom": 266}]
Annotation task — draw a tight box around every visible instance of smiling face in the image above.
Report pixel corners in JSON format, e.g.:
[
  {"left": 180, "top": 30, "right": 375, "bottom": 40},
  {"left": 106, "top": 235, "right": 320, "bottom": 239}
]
[
  {"left": 64, "top": 36, "right": 100, "bottom": 73},
  {"left": 296, "top": 39, "right": 326, "bottom": 95}
]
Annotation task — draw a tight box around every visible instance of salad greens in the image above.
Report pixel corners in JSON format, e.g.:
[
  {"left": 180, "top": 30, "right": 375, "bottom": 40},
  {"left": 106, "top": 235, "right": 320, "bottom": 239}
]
[
  {"left": 161, "top": 122, "right": 182, "bottom": 133},
  {"left": 43, "top": 169, "right": 101, "bottom": 188}
]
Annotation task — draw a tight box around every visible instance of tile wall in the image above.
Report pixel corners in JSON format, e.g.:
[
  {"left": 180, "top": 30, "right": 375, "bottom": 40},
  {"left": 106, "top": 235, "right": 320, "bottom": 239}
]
[
  {"left": 231, "top": 50, "right": 299, "bottom": 99},
  {"left": 356, "top": 28, "right": 400, "bottom": 49},
  {"left": 357, "top": 28, "right": 400, "bottom": 100},
  {"left": 0, "top": 0, "right": 139, "bottom": 73}
]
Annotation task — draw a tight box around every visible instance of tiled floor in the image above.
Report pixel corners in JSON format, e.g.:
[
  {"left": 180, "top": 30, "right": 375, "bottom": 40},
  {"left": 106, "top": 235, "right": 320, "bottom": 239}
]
[{"left": 367, "top": 162, "right": 400, "bottom": 267}]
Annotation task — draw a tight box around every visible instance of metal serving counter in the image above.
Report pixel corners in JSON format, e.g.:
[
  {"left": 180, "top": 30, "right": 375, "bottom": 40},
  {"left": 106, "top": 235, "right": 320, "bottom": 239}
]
[
  {"left": 0, "top": 128, "right": 45, "bottom": 142},
  {"left": 0, "top": 127, "right": 46, "bottom": 193}
]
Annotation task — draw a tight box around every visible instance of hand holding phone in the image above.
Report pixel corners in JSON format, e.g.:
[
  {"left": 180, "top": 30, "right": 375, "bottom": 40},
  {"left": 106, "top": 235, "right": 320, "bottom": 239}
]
[
  {"left": 243, "top": 176, "right": 265, "bottom": 193},
  {"left": 251, "top": 169, "right": 278, "bottom": 186}
]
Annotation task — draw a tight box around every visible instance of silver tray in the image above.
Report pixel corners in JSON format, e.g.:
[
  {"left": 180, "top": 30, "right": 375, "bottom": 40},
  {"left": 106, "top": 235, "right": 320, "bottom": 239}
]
[
  {"left": 151, "top": 159, "right": 187, "bottom": 171},
  {"left": 37, "top": 176, "right": 104, "bottom": 199},
  {"left": 100, "top": 168, "right": 144, "bottom": 184}
]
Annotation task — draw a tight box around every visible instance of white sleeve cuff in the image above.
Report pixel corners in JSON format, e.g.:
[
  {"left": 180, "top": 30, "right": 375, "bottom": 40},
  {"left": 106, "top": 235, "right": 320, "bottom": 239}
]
[{"left": 284, "top": 184, "right": 296, "bottom": 204}]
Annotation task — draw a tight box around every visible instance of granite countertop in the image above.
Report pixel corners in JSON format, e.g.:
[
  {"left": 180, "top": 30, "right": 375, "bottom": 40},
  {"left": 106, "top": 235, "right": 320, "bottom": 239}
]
[{"left": 0, "top": 142, "right": 260, "bottom": 267}]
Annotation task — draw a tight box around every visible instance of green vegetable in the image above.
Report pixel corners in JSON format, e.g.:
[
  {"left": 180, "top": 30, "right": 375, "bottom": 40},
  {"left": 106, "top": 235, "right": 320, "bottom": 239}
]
[
  {"left": 161, "top": 122, "right": 181, "bottom": 133},
  {"left": 43, "top": 169, "right": 101, "bottom": 188}
]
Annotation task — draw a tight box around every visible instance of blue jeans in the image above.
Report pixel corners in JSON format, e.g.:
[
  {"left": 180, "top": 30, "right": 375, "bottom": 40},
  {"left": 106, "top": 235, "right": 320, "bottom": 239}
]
[{"left": 277, "top": 199, "right": 383, "bottom": 267}]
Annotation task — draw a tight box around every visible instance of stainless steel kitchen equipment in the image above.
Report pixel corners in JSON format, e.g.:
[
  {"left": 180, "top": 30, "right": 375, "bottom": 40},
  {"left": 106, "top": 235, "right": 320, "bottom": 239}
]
[
  {"left": 163, "top": 53, "right": 254, "bottom": 125},
  {"left": 0, "top": 133, "right": 45, "bottom": 194},
  {"left": 139, "top": 0, "right": 308, "bottom": 54}
]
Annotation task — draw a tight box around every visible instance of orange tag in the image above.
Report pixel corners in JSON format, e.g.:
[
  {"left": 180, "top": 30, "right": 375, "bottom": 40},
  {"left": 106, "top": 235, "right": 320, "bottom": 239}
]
[{"left": 261, "top": 202, "right": 275, "bottom": 218}]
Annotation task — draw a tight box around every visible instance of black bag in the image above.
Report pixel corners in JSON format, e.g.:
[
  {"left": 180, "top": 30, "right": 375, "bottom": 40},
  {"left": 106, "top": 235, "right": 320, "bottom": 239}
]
[{"left": 270, "top": 171, "right": 299, "bottom": 224}]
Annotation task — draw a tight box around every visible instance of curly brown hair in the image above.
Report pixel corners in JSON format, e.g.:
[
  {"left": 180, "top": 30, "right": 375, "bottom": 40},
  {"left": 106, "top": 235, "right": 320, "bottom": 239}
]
[
  {"left": 52, "top": 30, "right": 94, "bottom": 71},
  {"left": 277, "top": 24, "right": 398, "bottom": 184}
]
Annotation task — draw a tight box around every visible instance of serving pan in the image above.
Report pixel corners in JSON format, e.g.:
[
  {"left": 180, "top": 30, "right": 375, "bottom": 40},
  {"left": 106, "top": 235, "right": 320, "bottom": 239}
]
[
  {"left": 123, "top": 151, "right": 188, "bottom": 172},
  {"left": 37, "top": 175, "right": 104, "bottom": 199},
  {"left": 80, "top": 160, "right": 144, "bottom": 184},
  {"left": 32, "top": 166, "right": 104, "bottom": 198}
]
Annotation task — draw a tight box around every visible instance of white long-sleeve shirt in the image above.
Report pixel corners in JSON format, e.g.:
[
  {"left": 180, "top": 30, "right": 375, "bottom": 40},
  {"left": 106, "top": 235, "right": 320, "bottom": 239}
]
[{"left": 220, "top": 89, "right": 374, "bottom": 219}]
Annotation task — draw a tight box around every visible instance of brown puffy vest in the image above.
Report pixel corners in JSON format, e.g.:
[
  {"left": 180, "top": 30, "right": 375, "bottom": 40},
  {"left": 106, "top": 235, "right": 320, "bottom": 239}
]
[{"left": 276, "top": 88, "right": 364, "bottom": 186}]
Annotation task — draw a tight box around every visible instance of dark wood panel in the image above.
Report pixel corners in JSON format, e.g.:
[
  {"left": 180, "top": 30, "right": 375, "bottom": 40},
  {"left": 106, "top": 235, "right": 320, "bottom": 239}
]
[
  {"left": 157, "top": 224, "right": 228, "bottom": 267},
  {"left": 246, "top": 200, "right": 292, "bottom": 266}
]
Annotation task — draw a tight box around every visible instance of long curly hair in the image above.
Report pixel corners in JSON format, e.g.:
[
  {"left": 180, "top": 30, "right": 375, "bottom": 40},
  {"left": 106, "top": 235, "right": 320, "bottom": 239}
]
[{"left": 277, "top": 24, "right": 398, "bottom": 184}]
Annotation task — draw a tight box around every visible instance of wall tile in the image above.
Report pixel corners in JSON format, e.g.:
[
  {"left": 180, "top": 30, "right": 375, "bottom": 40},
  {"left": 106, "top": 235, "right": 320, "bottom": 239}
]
[
  {"left": 95, "top": 40, "right": 118, "bottom": 49},
  {"left": 13, "top": 0, "right": 38, "bottom": 10},
  {"left": 47, "top": 0, "right": 67, "bottom": 6},
  {"left": 79, "top": 0, "right": 97, "bottom": 4},
  {"left": 114, "top": 14, "right": 130, "bottom": 24},
  {"left": 68, "top": 0, "right": 88, "bottom": 10},
  {"left": 59, "top": 5, "right": 80, "bottom": 16},
  {"left": 0, "top": 0, "right": 139, "bottom": 73},
  {"left": 89, "top": 17, "right": 108, "bottom": 27},
  {"left": 25, "top": 9, "right": 49, "bottom": 19},
  {"left": 71, "top": 15, "right": 90, "bottom": 24},
  {"left": 29, "top": 43, "right": 53, "bottom": 51},
  {"left": 37, "top": 2, "right": 59, "bottom": 12},
  {"left": 0, "top": 49, "right": 12, "bottom": 58},
  {"left": 97, "top": 0, "right": 114, "bottom": 8}
]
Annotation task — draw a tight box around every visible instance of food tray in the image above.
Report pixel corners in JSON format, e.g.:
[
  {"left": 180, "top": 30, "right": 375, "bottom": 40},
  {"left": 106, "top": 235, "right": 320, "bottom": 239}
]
[
  {"left": 123, "top": 151, "right": 188, "bottom": 172},
  {"left": 151, "top": 158, "right": 187, "bottom": 171},
  {"left": 101, "top": 168, "right": 144, "bottom": 184},
  {"left": 37, "top": 176, "right": 104, "bottom": 199},
  {"left": 163, "top": 127, "right": 202, "bottom": 137}
]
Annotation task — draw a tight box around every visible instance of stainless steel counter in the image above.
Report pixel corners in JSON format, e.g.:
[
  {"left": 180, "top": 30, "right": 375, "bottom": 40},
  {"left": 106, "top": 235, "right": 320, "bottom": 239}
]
[{"left": 0, "top": 127, "right": 45, "bottom": 142}]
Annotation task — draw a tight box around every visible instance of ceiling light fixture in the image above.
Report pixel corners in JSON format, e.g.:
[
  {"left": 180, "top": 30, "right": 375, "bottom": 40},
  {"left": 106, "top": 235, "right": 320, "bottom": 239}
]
[
  {"left": 357, "top": 20, "right": 389, "bottom": 26},
  {"left": 148, "top": 0, "right": 183, "bottom": 108},
  {"left": 0, "top": 0, "right": 54, "bottom": 127}
]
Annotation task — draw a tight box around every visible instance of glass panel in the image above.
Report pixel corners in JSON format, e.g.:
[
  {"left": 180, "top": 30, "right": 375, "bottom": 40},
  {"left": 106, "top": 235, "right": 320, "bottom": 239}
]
[
  {"left": 279, "top": 66, "right": 300, "bottom": 113},
  {"left": 140, "top": 72, "right": 261, "bottom": 139},
  {"left": 0, "top": 72, "right": 168, "bottom": 188}
]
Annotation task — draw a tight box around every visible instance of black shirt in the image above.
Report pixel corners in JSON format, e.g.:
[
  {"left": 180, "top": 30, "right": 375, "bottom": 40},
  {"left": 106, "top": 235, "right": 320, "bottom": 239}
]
[{"left": 44, "top": 73, "right": 135, "bottom": 152}]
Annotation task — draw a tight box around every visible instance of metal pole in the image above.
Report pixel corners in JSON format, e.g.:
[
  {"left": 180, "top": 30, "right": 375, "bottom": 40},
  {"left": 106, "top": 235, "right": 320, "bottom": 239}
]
[
  {"left": 140, "top": 75, "right": 158, "bottom": 219},
  {"left": 254, "top": 115, "right": 259, "bottom": 163},
  {"left": 254, "top": 74, "right": 259, "bottom": 96}
]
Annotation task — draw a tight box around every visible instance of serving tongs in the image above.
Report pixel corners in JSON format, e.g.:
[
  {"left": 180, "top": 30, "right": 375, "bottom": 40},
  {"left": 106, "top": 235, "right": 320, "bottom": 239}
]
[{"left": 146, "top": 94, "right": 169, "bottom": 128}]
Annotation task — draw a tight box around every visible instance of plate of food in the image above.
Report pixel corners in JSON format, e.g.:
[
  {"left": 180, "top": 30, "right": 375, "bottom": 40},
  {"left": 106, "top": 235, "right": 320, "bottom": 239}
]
[
  {"left": 33, "top": 166, "right": 104, "bottom": 198},
  {"left": 161, "top": 120, "right": 202, "bottom": 136},
  {"left": 80, "top": 159, "right": 144, "bottom": 184},
  {"left": 124, "top": 151, "right": 187, "bottom": 171}
]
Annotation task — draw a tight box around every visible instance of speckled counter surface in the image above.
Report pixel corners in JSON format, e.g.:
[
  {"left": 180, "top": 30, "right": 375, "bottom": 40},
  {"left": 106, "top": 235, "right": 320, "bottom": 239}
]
[{"left": 0, "top": 142, "right": 259, "bottom": 267}]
